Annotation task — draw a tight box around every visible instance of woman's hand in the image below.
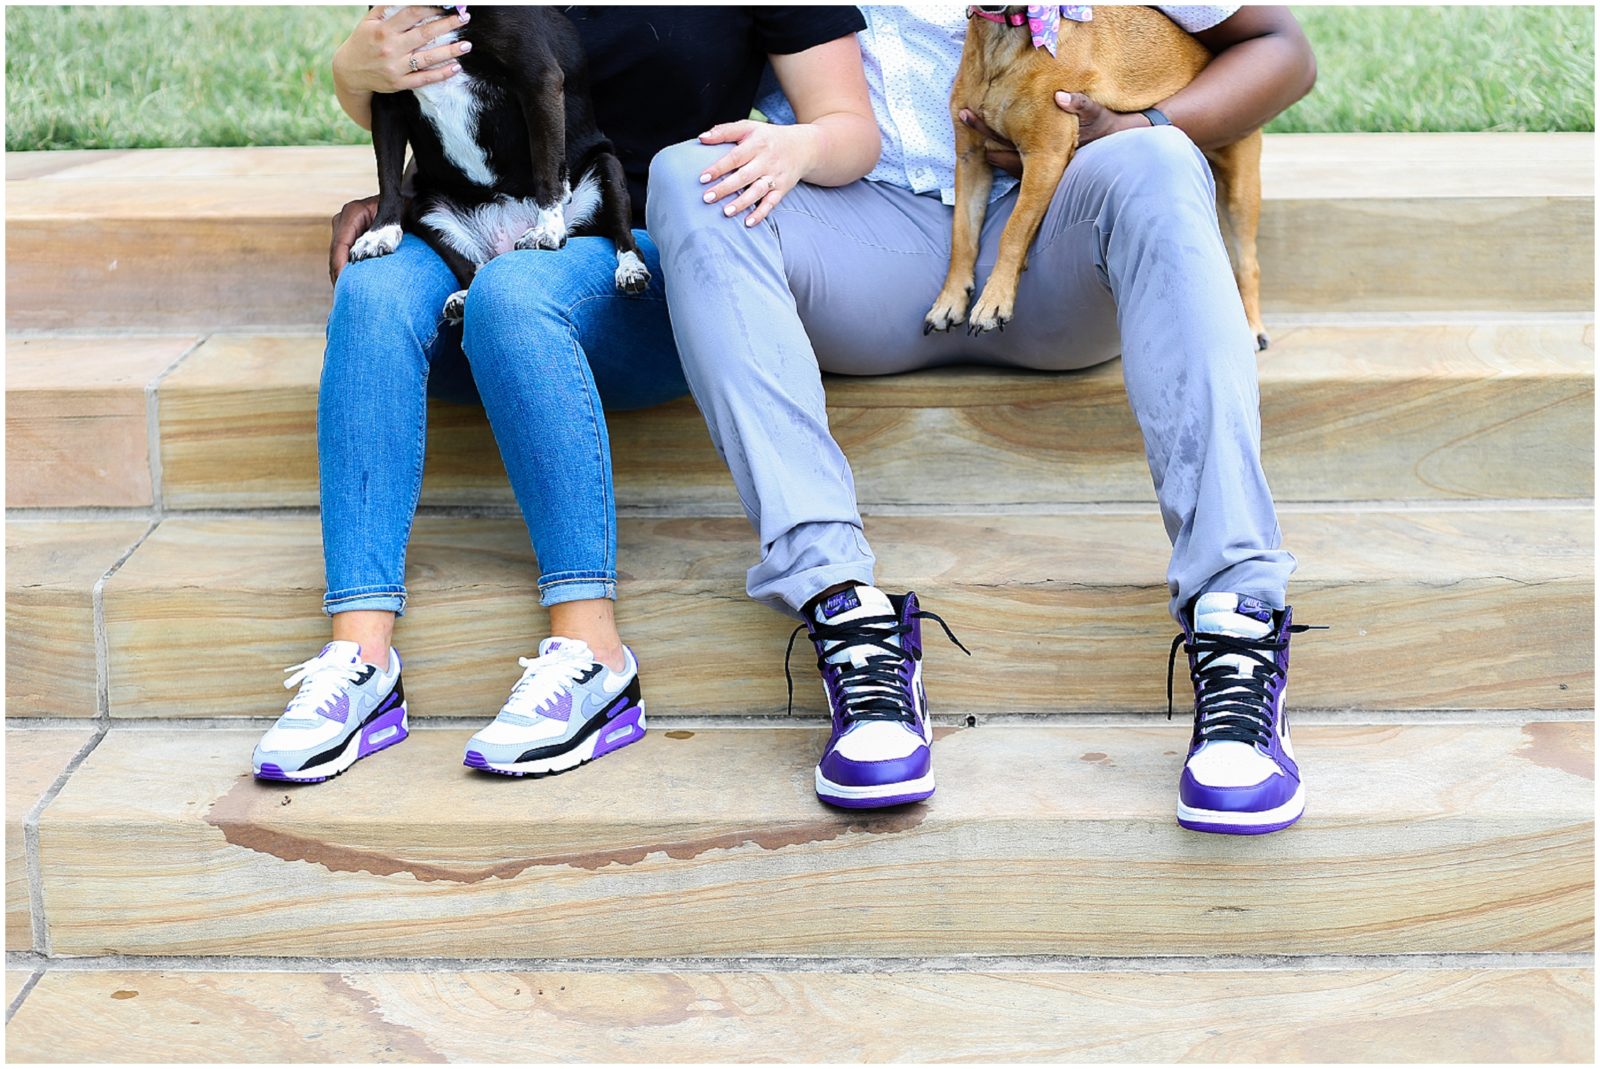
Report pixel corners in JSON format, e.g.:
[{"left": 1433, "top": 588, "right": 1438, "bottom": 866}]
[
  {"left": 333, "top": 6, "right": 470, "bottom": 128},
  {"left": 958, "top": 94, "right": 1147, "bottom": 177},
  {"left": 329, "top": 195, "right": 379, "bottom": 285},
  {"left": 696, "top": 120, "right": 822, "bottom": 228},
  {"left": 337, "top": 6, "right": 470, "bottom": 93}
]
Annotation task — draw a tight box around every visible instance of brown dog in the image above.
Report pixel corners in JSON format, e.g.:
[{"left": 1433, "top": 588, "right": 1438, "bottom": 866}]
[{"left": 924, "top": 5, "right": 1268, "bottom": 349}]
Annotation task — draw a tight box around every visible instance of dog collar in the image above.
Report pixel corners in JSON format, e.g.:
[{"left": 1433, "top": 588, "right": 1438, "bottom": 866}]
[
  {"left": 967, "top": 7, "right": 1028, "bottom": 27},
  {"left": 969, "top": 6, "right": 1092, "bottom": 57}
]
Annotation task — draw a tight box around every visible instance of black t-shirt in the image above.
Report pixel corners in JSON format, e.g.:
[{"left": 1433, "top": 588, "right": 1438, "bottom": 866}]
[{"left": 566, "top": 5, "right": 866, "bottom": 225}]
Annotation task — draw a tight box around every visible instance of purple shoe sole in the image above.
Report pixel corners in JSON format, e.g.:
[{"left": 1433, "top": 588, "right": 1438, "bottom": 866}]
[
  {"left": 1177, "top": 810, "right": 1304, "bottom": 835},
  {"left": 254, "top": 706, "right": 408, "bottom": 783},
  {"left": 464, "top": 703, "right": 645, "bottom": 778},
  {"left": 817, "top": 787, "right": 934, "bottom": 810}
]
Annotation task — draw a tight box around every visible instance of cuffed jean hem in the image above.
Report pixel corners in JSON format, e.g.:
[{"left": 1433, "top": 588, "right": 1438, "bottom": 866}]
[
  {"left": 756, "top": 562, "right": 878, "bottom": 620},
  {"left": 324, "top": 587, "right": 408, "bottom": 617},
  {"left": 538, "top": 574, "right": 618, "bottom": 608}
]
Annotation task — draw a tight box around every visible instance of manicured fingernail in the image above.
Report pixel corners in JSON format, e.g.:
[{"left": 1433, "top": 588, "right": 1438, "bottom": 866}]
[
  {"left": 699, "top": 173, "right": 711, "bottom": 184},
  {"left": 451, "top": 63, "right": 462, "bottom": 73},
  {"left": 746, "top": 216, "right": 757, "bottom": 228},
  {"left": 459, "top": 10, "right": 469, "bottom": 20},
  {"left": 459, "top": 41, "right": 471, "bottom": 52},
  {"left": 703, "top": 191, "right": 715, "bottom": 203},
  {"left": 724, "top": 205, "right": 735, "bottom": 216}
]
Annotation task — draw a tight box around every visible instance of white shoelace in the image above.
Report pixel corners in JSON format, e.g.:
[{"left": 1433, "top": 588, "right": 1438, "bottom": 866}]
[
  {"left": 281, "top": 655, "right": 365, "bottom": 721},
  {"left": 501, "top": 650, "right": 591, "bottom": 721}
]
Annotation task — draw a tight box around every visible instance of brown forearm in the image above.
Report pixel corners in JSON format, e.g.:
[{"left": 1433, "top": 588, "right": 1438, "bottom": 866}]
[{"left": 1156, "top": 9, "right": 1317, "bottom": 151}]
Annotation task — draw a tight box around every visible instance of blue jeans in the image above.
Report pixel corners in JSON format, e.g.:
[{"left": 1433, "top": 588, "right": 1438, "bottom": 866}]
[{"left": 319, "top": 231, "right": 688, "bottom": 615}]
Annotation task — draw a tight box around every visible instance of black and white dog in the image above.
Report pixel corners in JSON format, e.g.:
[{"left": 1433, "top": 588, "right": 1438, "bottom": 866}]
[{"left": 350, "top": 6, "right": 648, "bottom": 321}]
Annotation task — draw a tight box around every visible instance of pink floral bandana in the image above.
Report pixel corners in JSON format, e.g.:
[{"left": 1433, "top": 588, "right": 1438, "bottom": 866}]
[{"left": 1027, "top": 5, "right": 1093, "bottom": 56}]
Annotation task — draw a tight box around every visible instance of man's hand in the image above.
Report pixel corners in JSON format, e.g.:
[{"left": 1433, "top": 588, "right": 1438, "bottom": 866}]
[
  {"left": 330, "top": 195, "right": 379, "bottom": 285},
  {"left": 958, "top": 94, "right": 1149, "bottom": 177}
]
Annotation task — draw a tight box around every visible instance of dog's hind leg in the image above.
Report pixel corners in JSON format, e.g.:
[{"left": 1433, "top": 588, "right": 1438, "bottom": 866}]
[
  {"left": 408, "top": 210, "right": 481, "bottom": 325},
  {"left": 586, "top": 153, "right": 649, "bottom": 294},
  {"left": 967, "top": 136, "right": 1072, "bottom": 336},
  {"left": 924, "top": 118, "right": 995, "bottom": 334},
  {"left": 1206, "top": 132, "right": 1267, "bottom": 350},
  {"left": 351, "top": 94, "right": 410, "bottom": 263}
]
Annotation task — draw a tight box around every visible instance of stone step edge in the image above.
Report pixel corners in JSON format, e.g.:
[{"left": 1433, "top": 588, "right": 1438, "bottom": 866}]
[
  {"left": 9, "top": 950, "right": 1594, "bottom": 973},
  {"left": 9, "top": 961, "right": 1592, "bottom": 1063}
]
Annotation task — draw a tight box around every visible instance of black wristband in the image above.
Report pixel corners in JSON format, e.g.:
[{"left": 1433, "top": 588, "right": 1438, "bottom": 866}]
[{"left": 1141, "top": 107, "right": 1172, "bottom": 127}]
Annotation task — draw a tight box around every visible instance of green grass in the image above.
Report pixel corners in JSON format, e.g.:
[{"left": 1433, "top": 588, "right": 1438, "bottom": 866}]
[
  {"left": 1273, "top": 5, "right": 1594, "bottom": 133},
  {"left": 6, "top": 6, "right": 366, "bottom": 151},
  {"left": 5, "top": 5, "right": 1594, "bottom": 151}
]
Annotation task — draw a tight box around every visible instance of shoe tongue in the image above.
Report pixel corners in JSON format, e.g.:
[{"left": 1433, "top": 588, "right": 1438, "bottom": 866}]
[
  {"left": 814, "top": 586, "right": 898, "bottom": 668},
  {"left": 319, "top": 640, "right": 363, "bottom": 665},
  {"left": 539, "top": 636, "right": 591, "bottom": 660},
  {"left": 1193, "top": 592, "right": 1273, "bottom": 639}
]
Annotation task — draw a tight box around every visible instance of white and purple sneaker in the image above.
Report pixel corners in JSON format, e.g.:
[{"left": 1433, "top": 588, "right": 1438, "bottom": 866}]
[
  {"left": 792, "top": 586, "right": 968, "bottom": 809},
  {"left": 1169, "top": 592, "right": 1317, "bottom": 835},
  {"left": 253, "top": 641, "right": 408, "bottom": 782},
  {"left": 463, "top": 638, "right": 645, "bottom": 777}
]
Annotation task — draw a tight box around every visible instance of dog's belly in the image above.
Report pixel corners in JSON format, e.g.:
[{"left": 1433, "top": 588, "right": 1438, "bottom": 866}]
[{"left": 420, "top": 168, "right": 604, "bottom": 265}]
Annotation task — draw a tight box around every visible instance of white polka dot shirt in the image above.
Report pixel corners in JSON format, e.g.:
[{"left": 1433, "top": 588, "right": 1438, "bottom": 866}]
[{"left": 758, "top": 4, "right": 1238, "bottom": 204}]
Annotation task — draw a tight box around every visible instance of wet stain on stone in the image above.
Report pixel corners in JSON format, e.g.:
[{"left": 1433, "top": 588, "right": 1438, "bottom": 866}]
[
  {"left": 205, "top": 777, "right": 926, "bottom": 884},
  {"left": 1517, "top": 722, "right": 1594, "bottom": 781},
  {"left": 323, "top": 975, "right": 445, "bottom": 1061},
  {"left": 1080, "top": 752, "right": 1108, "bottom": 763},
  {"left": 111, "top": 990, "right": 138, "bottom": 1000},
  {"left": 664, "top": 730, "right": 695, "bottom": 740}
]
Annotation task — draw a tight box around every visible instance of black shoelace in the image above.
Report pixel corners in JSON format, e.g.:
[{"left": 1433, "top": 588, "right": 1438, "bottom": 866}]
[
  {"left": 1167, "top": 623, "right": 1324, "bottom": 745},
  {"left": 785, "top": 609, "right": 970, "bottom": 722}
]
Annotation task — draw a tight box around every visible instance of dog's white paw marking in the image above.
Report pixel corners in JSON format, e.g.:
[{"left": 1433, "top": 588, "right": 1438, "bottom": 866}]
[
  {"left": 923, "top": 285, "right": 972, "bottom": 335},
  {"left": 515, "top": 203, "right": 567, "bottom": 251},
  {"left": 614, "top": 250, "right": 650, "bottom": 294},
  {"left": 966, "top": 288, "right": 1013, "bottom": 336},
  {"left": 442, "top": 290, "right": 468, "bottom": 324},
  {"left": 350, "top": 224, "right": 403, "bottom": 262}
]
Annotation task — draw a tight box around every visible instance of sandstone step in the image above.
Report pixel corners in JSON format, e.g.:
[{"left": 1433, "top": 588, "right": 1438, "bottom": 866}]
[
  {"left": 34, "top": 722, "right": 1594, "bottom": 957},
  {"left": 98, "top": 509, "right": 1593, "bottom": 719},
  {"left": 6, "top": 964, "right": 1593, "bottom": 1062},
  {"left": 140, "top": 320, "right": 1596, "bottom": 513},
  {"left": 6, "top": 730, "right": 94, "bottom": 951},
  {"left": 6, "top": 520, "right": 149, "bottom": 718},
  {"left": 6, "top": 134, "right": 1593, "bottom": 330},
  {"left": 6, "top": 334, "right": 199, "bottom": 508}
]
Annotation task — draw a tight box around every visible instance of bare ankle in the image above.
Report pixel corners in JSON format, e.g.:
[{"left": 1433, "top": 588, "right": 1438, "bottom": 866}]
[
  {"left": 330, "top": 609, "right": 395, "bottom": 668},
  {"left": 547, "top": 598, "right": 627, "bottom": 674}
]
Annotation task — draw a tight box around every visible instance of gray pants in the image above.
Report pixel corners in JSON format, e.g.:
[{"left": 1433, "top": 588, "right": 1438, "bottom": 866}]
[{"left": 646, "top": 125, "right": 1295, "bottom": 622}]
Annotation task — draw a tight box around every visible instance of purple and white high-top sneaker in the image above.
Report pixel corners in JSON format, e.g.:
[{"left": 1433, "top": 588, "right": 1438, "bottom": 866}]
[
  {"left": 1170, "top": 592, "right": 1311, "bottom": 835},
  {"left": 793, "top": 585, "right": 966, "bottom": 809},
  {"left": 254, "top": 641, "right": 408, "bottom": 782}
]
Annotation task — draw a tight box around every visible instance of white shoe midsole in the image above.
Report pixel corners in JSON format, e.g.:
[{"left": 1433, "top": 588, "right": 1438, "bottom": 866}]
[
  {"left": 262, "top": 709, "right": 408, "bottom": 780},
  {"left": 814, "top": 768, "right": 935, "bottom": 800},
  {"left": 1176, "top": 782, "right": 1305, "bottom": 826},
  {"left": 482, "top": 710, "right": 647, "bottom": 774}
]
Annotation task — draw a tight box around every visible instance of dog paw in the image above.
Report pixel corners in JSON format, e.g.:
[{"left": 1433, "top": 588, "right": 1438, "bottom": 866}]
[
  {"left": 614, "top": 250, "right": 650, "bottom": 294},
  {"left": 442, "top": 290, "right": 467, "bottom": 324},
  {"left": 923, "top": 290, "right": 972, "bottom": 335},
  {"left": 350, "top": 224, "right": 402, "bottom": 262},
  {"left": 515, "top": 204, "right": 567, "bottom": 251},
  {"left": 966, "top": 290, "right": 1013, "bottom": 335}
]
